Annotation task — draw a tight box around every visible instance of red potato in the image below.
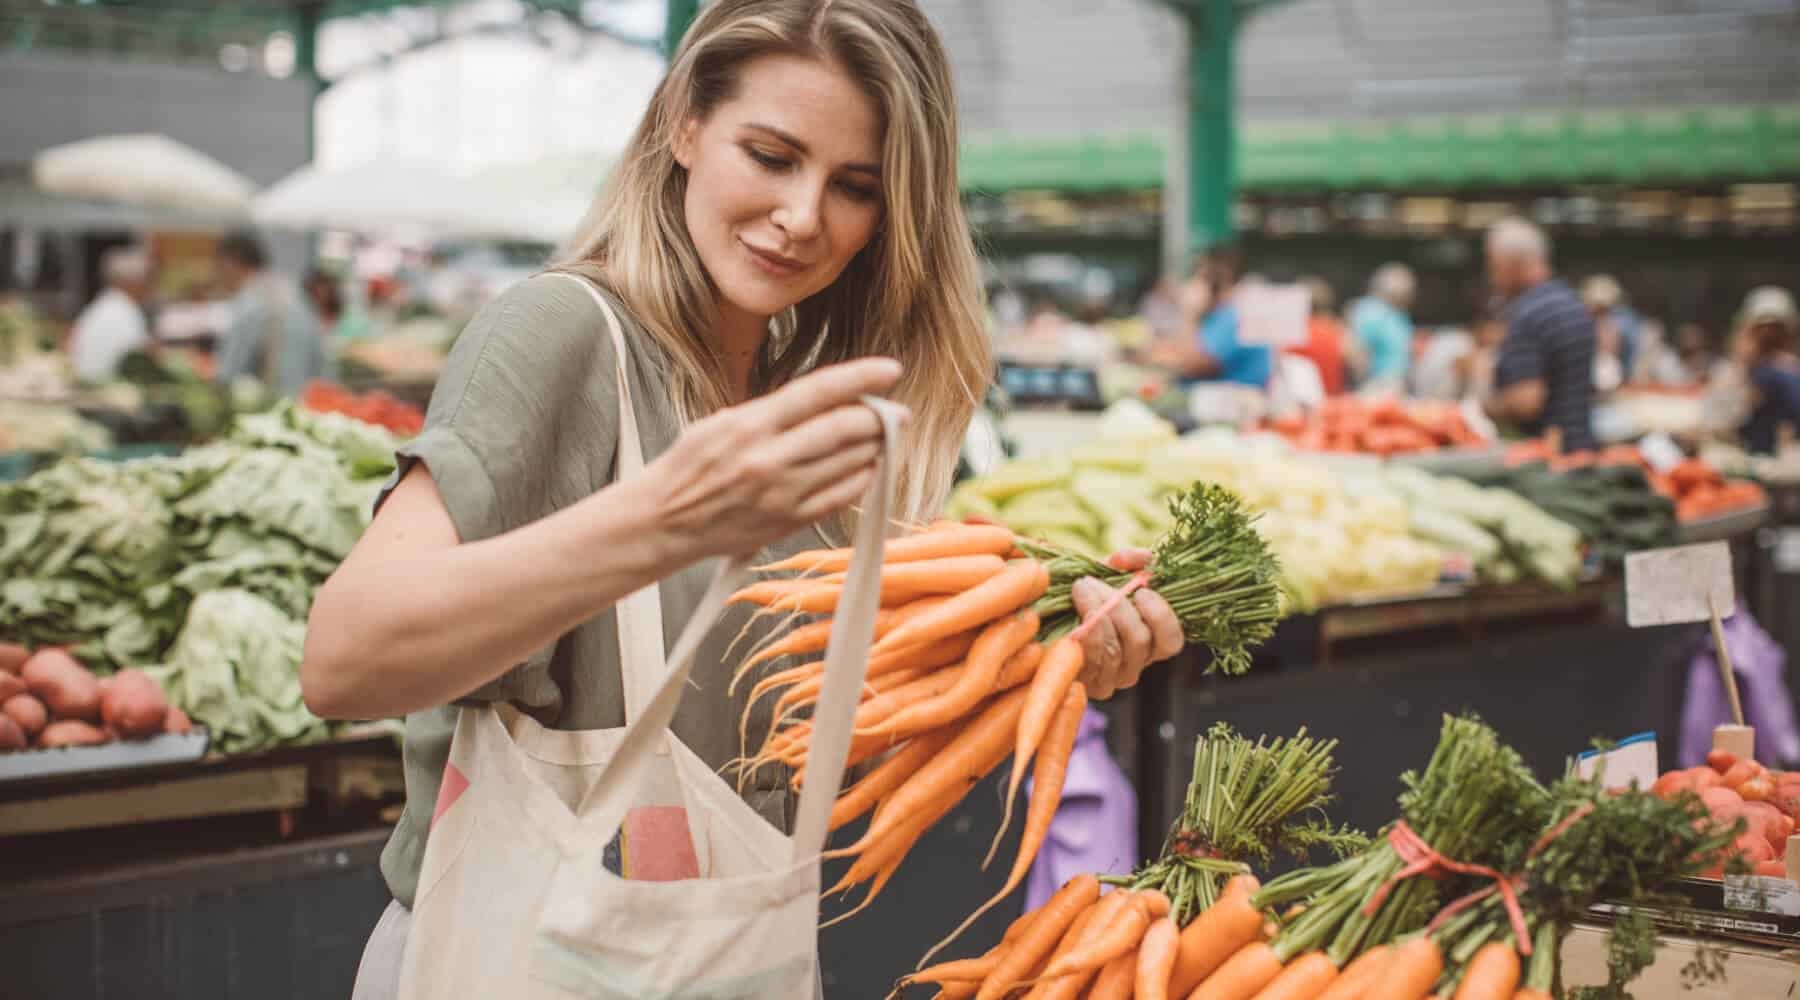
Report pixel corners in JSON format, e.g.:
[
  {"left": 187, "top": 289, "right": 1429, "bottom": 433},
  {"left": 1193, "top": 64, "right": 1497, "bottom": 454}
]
[
  {"left": 163, "top": 706, "right": 193, "bottom": 735},
  {"left": 0, "top": 673, "right": 23, "bottom": 703},
  {"left": 1690, "top": 768, "right": 1725, "bottom": 791},
  {"left": 1701, "top": 786, "right": 1745, "bottom": 816},
  {"left": 101, "top": 669, "right": 168, "bottom": 740},
  {"left": 36, "top": 719, "right": 108, "bottom": 748},
  {"left": 0, "top": 714, "right": 24, "bottom": 751},
  {"left": 1755, "top": 860, "right": 1789, "bottom": 877},
  {"left": 1736, "top": 832, "right": 1777, "bottom": 864},
  {"left": 0, "top": 643, "right": 28, "bottom": 674},
  {"left": 1708, "top": 748, "right": 1739, "bottom": 774},
  {"left": 1740, "top": 777, "right": 1775, "bottom": 802},
  {"left": 1738, "top": 802, "right": 1790, "bottom": 844},
  {"left": 2, "top": 694, "right": 47, "bottom": 737},
  {"left": 1722, "top": 760, "right": 1760, "bottom": 789},
  {"left": 21, "top": 650, "right": 101, "bottom": 722}
]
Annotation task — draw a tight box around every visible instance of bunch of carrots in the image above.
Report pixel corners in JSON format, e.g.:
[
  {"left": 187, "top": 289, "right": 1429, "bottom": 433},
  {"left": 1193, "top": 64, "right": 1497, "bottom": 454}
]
[
  {"left": 728, "top": 483, "right": 1282, "bottom": 925},
  {"left": 900, "top": 725, "right": 1359, "bottom": 999}
]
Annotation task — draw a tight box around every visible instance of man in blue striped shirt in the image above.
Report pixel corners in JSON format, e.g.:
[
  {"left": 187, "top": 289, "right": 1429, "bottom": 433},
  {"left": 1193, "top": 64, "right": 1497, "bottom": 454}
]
[{"left": 1482, "top": 219, "right": 1597, "bottom": 451}]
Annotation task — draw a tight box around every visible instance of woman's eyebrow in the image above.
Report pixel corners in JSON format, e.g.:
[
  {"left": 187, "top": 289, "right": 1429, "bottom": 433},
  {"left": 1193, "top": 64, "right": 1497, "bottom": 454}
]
[{"left": 743, "top": 122, "right": 882, "bottom": 176}]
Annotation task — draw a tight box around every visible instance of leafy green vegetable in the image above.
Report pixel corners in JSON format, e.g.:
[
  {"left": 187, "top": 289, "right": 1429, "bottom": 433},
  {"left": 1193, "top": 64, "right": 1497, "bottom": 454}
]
[{"left": 0, "top": 402, "right": 399, "bottom": 753}]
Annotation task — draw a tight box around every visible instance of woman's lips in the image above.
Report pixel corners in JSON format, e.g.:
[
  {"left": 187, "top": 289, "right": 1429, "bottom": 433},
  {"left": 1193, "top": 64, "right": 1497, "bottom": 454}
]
[{"left": 743, "top": 240, "right": 806, "bottom": 278}]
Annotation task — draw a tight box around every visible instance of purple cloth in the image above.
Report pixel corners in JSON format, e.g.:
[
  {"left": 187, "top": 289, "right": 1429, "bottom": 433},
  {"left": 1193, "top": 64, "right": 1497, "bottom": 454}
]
[
  {"left": 1679, "top": 602, "right": 1800, "bottom": 768},
  {"left": 1021, "top": 707, "right": 1139, "bottom": 912}
]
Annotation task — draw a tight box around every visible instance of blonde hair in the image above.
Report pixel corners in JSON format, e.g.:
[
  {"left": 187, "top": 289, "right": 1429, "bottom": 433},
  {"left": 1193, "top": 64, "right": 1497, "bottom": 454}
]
[{"left": 556, "top": 0, "right": 990, "bottom": 523}]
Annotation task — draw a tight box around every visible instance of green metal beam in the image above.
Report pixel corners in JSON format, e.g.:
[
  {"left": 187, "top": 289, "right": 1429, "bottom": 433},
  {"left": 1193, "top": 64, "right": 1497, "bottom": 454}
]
[
  {"left": 1186, "top": 0, "right": 1237, "bottom": 252},
  {"left": 666, "top": 0, "right": 699, "bottom": 58}
]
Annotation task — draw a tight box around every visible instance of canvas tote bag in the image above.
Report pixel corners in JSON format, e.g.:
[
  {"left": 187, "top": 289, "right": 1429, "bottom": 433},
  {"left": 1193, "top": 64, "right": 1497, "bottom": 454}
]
[{"left": 396, "top": 275, "right": 900, "bottom": 999}]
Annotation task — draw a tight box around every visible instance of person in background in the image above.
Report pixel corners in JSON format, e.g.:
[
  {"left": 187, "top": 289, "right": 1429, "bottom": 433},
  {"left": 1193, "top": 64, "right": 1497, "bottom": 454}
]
[
  {"left": 1582, "top": 275, "right": 1640, "bottom": 381},
  {"left": 305, "top": 269, "right": 345, "bottom": 338},
  {"left": 1139, "top": 275, "right": 1185, "bottom": 343},
  {"left": 1726, "top": 287, "right": 1800, "bottom": 454},
  {"left": 1481, "top": 218, "right": 1597, "bottom": 450},
  {"left": 67, "top": 245, "right": 153, "bottom": 383},
  {"left": 1349, "top": 262, "right": 1416, "bottom": 393},
  {"left": 214, "top": 230, "right": 332, "bottom": 396},
  {"left": 1287, "top": 276, "right": 1346, "bottom": 395},
  {"left": 1146, "top": 248, "right": 1271, "bottom": 388}
]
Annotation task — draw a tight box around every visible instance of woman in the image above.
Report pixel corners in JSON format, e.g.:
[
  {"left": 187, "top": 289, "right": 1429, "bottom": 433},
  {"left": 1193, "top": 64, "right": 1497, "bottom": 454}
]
[
  {"left": 304, "top": 2, "right": 1184, "bottom": 994},
  {"left": 1727, "top": 287, "right": 1800, "bottom": 454}
]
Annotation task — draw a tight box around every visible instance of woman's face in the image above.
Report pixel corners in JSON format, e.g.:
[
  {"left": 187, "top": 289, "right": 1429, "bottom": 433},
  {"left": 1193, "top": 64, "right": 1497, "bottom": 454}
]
[{"left": 675, "top": 53, "right": 885, "bottom": 329}]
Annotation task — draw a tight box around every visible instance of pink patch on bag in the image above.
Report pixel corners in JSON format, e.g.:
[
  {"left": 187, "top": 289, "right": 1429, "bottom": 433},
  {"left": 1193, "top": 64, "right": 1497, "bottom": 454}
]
[
  {"left": 622, "top": 806, "right": 700, "bottom": 881},
  {"left": 432, "top": 762, "right": 470, "bottom": 828}
]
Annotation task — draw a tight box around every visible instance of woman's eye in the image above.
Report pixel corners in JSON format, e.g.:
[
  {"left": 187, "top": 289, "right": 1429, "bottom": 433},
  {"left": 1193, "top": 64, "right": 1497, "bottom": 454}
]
[
  {"left": 746, "top": 147, "right": 790, "bottom": 171},
  {"left": 837, "top": 180, "right": 880, "bottom": 202}
]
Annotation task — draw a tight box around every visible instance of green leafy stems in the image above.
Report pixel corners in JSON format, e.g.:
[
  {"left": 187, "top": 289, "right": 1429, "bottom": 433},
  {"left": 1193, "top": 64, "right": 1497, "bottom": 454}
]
[{"left": 1019, "top": 481, "right": 1283, "bottom": 675}]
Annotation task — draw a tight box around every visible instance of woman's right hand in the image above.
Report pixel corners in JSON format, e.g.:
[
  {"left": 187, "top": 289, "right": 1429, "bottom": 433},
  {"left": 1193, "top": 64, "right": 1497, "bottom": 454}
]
[{"left": 638, "top": 357, "right": 906, "bottom": 561}]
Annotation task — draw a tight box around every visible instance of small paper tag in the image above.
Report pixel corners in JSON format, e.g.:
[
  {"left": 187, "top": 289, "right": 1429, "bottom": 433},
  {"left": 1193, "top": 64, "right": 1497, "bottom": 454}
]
[
  {"left": 1636, "top": 432, "right": 1684, "bottom": 473},
  {"left": 1624, "top": 541, "right": 1735, "bottom": 627},
  {"left": 1235, "top": 283, "right": 1310, "bottom": 348},
  {"left": 1723, "top": 874, "right": 1800, "bottom": 916},
  {"left": 1574, "top": 732, "right": 1658, "bottom": 791}
]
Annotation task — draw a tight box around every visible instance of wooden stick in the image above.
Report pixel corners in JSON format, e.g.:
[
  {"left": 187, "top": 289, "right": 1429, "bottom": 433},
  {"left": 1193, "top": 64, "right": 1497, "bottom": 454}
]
[{"left": 1707, "top": 592, "right": 1745, "bottom": 727}]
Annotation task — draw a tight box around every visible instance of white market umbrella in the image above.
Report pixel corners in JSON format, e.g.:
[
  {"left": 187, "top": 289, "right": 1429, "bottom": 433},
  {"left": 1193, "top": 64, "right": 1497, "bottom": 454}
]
[
  {"left": 253, "top": 161, "right": 497, "bottom": 237},
  {"left": 32, "top": 133, "right": 255, "bottom": 218},
  {"left": 464, "top": 148, "right": 616, "bottom": 244}
]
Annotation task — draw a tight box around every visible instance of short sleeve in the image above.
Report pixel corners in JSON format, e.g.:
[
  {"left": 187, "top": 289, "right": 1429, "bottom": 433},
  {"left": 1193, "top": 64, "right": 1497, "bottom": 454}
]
[
  {"left": 376, "top": 274, "right": 621, "bottom": 544},
  {"left": 1199, "top": 309, "right": 1241, "bottom": 364},
  {"left": 1493, "top": 319, "right": 1545, "bottom": 389},
  {"left": 371, "top": 274, "right": 624, "bottom": 707}
]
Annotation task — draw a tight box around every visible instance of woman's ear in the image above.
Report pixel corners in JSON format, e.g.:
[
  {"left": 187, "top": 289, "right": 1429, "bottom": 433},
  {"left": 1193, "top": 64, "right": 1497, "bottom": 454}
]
[{"left": 672, "top": 116, "right": 700, "bottom": 170}]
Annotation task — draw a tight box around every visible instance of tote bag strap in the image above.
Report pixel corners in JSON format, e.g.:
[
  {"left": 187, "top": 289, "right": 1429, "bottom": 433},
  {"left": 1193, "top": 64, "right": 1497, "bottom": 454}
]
[
  {"left": 555, "top": 273, "right": 666, "bottom": 721},
  {"left": 552, "top": 278, "right": 901, "bottom": 860}
]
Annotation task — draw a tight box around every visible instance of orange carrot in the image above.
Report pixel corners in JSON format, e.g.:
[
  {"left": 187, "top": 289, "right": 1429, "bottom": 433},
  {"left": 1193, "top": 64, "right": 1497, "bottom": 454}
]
[
  {"left": 926, "top": 682, "right": 1084, "bottom": 969},
  {"left": 1315, "top": 945, "right": 1391, "bottom": 1000},
  {"left": 1250, "top": 951, "right": 1338, "bottom": 1000},
  {"left": 754, "top": 523, "right": 1017, "bottom": 574},
  {"left": 1044, "top": 892, "right": 1137, "bottom": 978},
  {"left": 739, "top": 555, "right": 1009, "bottom": 612},
  {"left": 1002, "top": 637, "right": 1085, "bottom": 833},
  {"left": 829, "top": 726, "right": 958, "bottom": 831},
  {"left": 994, "top": 641, "right": 1046, "bottom": 690},
  {"left": 1167, "top": 893, "right": 1269, "bottom": 997},
  {"left": 906, "top": 952, "right": 1000, "bottom": 986},
  {"left": 872, "top": 560, "right": 1051, "bottom": 658},
  {"left": 835, "top": 688, "right": 1027, "bottom": 859},
  {"left": 1087, "top": 951, "right": 1138, "bottom": 999},
  {"left": 1139, "top": 888, "right": 1173, "bottom": 919},
  {"left": 1366, "top": 936, "right": 1443, "bottom": 1000},
  {"left": 1223, "top": 874, "right": 1262, "bottom": 899},
  {"left": 976, "top": 875, "right": 1101, "bottom": 1000},
  {"left": 936, "top": 986, "right": 978, "bottom": 1000},
  {"left": 1450, "top": 942, "right": 1520, "bottom": 1000},
  {"left": 1189, "top": 941, "right": 1284, "bottom": 1000},
  {"left": 1135, "top": 916, "right": 1181, "bottom": 1000},
  {"left": 1020, "top": 902, "right": 1105, "bottom": 1000},
  {"left": 1511, "top": 991, "right": 1554, "bottom": 1000},
  {"left": 989, "top": 680, "right": 1085, "bottom": 875},
  {"left": 858, "top": 610, "right": 1038, "bottom": 740},
  {"left": 739, "top": 603, "right": 940, "bottom": 675}
]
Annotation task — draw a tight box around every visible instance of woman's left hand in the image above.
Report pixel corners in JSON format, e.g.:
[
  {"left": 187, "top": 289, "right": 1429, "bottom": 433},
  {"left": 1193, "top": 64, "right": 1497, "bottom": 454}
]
[{"left": 1069, "top": 548, "right": 1185, "bottom": 699}]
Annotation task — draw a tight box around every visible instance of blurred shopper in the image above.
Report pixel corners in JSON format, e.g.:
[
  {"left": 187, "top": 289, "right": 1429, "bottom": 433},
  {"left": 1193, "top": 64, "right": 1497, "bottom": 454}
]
[
  {"left": 1139, "top": 275, "right": 1185, "bottom": 342},
  {"left": 1722, "top": 287, "right": 1800, "bottom": 454},
  {"left": 1482, "top": 218, "right": 1597, "bottom": 450},
  {"left": 1147, "top": 248, "right": 1271, "bottom": 388},
  {"left": 1349, "top": 263, "right": 1415, "bottom": 393},
  {"left": 1582, "top": 275, "right": 1640, "bottom": 381},
  {"left": 67, "top": 245, "right": 153, "bottom": 383},
  {"left": 214, "top": 230, "right": 331, "bottom": 396},
  {"left": 1286, "top": 277, "right": 1347, "bottom": 395}
]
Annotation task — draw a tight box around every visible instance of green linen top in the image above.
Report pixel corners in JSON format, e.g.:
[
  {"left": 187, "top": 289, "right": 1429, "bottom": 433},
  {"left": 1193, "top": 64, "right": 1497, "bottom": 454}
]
[{"left": 376, "top": 273, "right": 827, "bottom": 907}]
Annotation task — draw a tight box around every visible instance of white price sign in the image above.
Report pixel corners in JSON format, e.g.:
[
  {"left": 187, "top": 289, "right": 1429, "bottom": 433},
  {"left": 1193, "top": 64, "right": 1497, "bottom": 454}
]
[
  {"left": 1235, "top": 283, "right": 1310, "bottom": 349},
  {"left": 1573, "top": 732, "right": 1658, "bottom": 791},
  {"left": 1624, "top": 541, "right": 1735, "bottom": 628}
]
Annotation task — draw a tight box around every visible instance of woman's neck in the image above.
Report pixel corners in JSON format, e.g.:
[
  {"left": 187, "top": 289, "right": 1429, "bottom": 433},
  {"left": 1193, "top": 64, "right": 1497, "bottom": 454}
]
[{"left": 715, "top": 302, "right": 771, "bottom": 403}]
